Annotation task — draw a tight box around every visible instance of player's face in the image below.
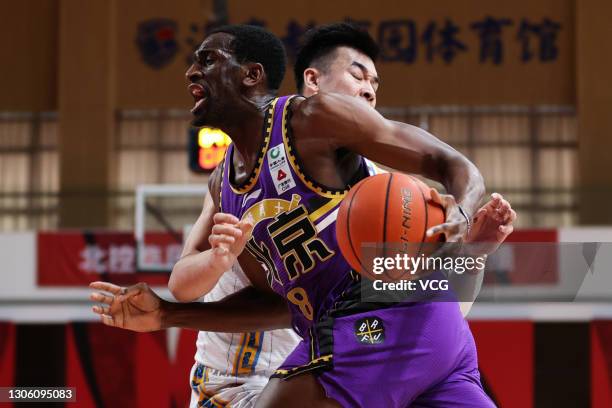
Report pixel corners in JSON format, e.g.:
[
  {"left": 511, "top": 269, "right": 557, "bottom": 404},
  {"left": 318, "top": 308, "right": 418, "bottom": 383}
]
[
  {"left": 186, "top": 33, "right": 243, "bottom": 127},
  {"left": 305, "top": 46, "right": 379, "bottom": 108}
]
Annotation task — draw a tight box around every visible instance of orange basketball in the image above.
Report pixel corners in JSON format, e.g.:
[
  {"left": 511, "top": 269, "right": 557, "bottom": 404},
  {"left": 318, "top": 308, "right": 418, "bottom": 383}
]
[{"left": 336, "top": 173, "right": 445, "bottom": 282}]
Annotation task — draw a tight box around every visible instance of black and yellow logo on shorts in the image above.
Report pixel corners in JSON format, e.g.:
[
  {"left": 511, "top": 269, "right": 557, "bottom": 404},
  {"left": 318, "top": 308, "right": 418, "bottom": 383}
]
[{"left": 354, "top": 317, "right": 385, "bottom": 345}]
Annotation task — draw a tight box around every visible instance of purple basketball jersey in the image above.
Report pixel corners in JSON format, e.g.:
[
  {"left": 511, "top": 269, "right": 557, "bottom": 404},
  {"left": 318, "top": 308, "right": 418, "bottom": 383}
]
[
  {"left": 220, "top": 96, "right": 492, "bottom": 407},
  {"left": 220, "top": 96, "right": 365, "bottom": 337}
]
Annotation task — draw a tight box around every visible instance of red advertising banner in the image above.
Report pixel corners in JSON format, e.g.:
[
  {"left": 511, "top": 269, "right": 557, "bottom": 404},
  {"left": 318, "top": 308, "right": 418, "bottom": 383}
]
[
  {"left": 37, "top": 232, "right": 181, "bottom": 286},
  {"left": 37, "top": 229, "right": 560, "bottom": 287}
]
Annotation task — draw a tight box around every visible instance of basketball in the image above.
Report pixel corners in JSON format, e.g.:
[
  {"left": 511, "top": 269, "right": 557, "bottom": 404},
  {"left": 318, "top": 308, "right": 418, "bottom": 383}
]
[{"left": 336, "top": 173, "right": 445, "bottom": 281}]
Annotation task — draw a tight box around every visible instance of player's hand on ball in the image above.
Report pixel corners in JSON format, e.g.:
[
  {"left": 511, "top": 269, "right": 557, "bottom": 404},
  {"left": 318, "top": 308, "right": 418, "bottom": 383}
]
[
  {"left": 426, "top": 189, "right": 467, "bottom": 242},
  {"left": 209, "top": 212, "right": 254, "bottom": 270},
  {"left": 89, "top": 282, "right": 163, "bottom": 332},
  {"left": 464, "top": 193, "right": 517, "bottom": 255}
]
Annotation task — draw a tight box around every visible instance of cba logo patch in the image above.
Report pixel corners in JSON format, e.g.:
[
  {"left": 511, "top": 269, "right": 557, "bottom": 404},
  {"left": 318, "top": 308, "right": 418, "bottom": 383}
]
[{"left": 354, "top": 317, "right": 385, "bottom": 345}]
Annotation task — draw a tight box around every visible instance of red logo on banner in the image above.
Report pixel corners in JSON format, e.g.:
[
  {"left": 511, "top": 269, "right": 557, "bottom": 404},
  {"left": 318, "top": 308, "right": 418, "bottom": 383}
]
[{"left": 277, "top": 169, "right": 287, "bottom": 181}]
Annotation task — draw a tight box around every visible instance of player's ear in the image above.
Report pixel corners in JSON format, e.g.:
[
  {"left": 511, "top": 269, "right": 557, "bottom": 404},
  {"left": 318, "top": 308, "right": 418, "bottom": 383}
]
[
  {"left": 303, "top": 68, "right": 320, "bottom": 94},
  {"left": 242, "top": 62, "right": 265, "bottom": 88}
]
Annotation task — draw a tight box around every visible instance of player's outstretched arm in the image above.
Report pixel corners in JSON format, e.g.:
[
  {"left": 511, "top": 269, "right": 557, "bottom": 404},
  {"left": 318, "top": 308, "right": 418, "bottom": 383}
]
[
  {"left": 168, "top": 166, "right": 253, "bottom": 301},
  {"left": 292, "top": 93, "right": 485, "bottom": 241},
  {"left": 89, "top": 281, "right": 292, "bottom": 333}
]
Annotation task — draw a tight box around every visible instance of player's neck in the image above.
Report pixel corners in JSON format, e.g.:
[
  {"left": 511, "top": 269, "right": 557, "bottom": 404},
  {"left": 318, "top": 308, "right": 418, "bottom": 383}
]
[{"left": 224, "top": 93, "right": 275, "bottom": 171}]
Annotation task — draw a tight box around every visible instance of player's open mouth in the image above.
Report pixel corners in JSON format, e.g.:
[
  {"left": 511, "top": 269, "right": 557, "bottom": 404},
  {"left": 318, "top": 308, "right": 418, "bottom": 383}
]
[{"left": 188, "top": 83, "right": 208, "bottom": 114}]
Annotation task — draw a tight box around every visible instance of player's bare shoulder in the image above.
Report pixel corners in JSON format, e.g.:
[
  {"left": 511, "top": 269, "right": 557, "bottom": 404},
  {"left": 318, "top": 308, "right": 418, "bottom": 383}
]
[
  {"left": 290, "top": 92, "right": 387, "bottom": 149},
  {"left": 291, "top": 93, "right": 347, "bottom": 131}
]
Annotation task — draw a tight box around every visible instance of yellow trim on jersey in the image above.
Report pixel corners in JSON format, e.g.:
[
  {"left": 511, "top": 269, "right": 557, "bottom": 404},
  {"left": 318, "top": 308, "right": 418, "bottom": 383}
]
[
  {"left": 281, "top": 97, "right": 348, "bottom": 199},
  {"left": 229, "top": 98, "right": 278, "bottom": 194},
  {"left": 274, "top": 354, "right": 333, "bottom": 377},
  {"left": 309, "top": 329, "right": 315, "bottom": 361},
  {"left": 308, "top": 197, "right": 343, "bottom": 223},
  {"left": 234, "top": 332, "right": 264, "bottom": 376},
  {"left": 231, "top": 333, "right": 249, "bottom": 376}
]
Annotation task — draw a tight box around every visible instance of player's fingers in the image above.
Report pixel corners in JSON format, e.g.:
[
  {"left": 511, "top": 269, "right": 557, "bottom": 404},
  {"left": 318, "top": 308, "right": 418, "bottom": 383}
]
[
  {"left": 209, "top": 233, "right": 234, "bottom": 245},
  {"left": 493, "top": 203, "right": 510, "bottom": 221},
  {"left": 100, "top": 314, "right": 116, "bottom": 327},
  {"left": 509, "top": 208, "right": 517, "bottom": 222},
  {"left": 426, "top": 224, "right": 443, "bottom": 237},
  {"left": 209, "top": 234, "right": 235, "bottom": 246},
  {"left": 429, "top": 188, "right": 444, "bottom": 206},
  {"left": 238, "top": 219, "right": 254, "bottom": 238},
  {"left": 92, "top": 305, "right": 110, "bottom": 315},
  {"left": 213, "top": 212, "right": 239, "bottom": 225},
  {"left": 499, "top": 208, "right": 517, "bottom": 227},
  {"left": 89, "top": 281, "right": 123, "bottom": 295},
  {"left": 499, "top": 224, "right": 514, "bottom": 235},
  {"left": 426, "top": 221, "right": 460, "bottom": 237},
  {"left": 90, "top": 292, "right": 113, "bottom": 305},
  {"left": 212, "top": 245, "right": 228, "bottom": 256},
  {"left": 490, "top": 192, "right": 503, "bottom": 203},
  {"left": 498, "top": 198, "right": 511, "bottom": 212},
  {"left": 211, "top": 224, "right": 243, "bottom": 238},
  {"left": 497, "top": 201, "right": 511, "bottom": 219},
  {"left": 116, "top": 285, "right": 145, "bottom": 302},
  {"left": 472, "top": 208, "right": 487, "bottom": 222}
]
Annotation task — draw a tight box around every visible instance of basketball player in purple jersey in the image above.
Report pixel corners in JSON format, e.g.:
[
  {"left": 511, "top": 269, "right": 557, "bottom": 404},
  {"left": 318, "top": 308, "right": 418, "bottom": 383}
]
[
  {"left": 183, "top": 25, "right": 492, "bottom": 407},
  {"left": 91, "top": 25, "right": 515, "bottom": 407}
]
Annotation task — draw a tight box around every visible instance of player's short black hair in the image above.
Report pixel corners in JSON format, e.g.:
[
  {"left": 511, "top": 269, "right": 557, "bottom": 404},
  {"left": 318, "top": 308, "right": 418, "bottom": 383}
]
[
  {"left": 210, "top": 24, "right": 286, "bottom": 91},
  {"left": 294, "top": 22, "right": 380, "bottom": 92}
]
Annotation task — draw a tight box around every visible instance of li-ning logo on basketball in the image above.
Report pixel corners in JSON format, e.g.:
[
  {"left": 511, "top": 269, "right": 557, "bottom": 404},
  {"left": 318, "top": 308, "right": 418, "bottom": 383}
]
[
  {"left": 399, "top": 187, "right": 413, "bottom": 253},
  {"left": 354, "top": 317, "right": 385, "bottom": 345}
]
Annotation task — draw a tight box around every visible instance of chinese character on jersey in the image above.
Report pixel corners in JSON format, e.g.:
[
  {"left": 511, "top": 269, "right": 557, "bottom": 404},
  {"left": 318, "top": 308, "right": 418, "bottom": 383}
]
[{"left": 267, "top": 206, "right": 334, "bottom": 280}]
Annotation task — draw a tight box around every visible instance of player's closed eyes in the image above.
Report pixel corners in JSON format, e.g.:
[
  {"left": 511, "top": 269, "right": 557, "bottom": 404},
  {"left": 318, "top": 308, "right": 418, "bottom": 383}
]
[{"left": 350, "top": 71, "right": 364, "bottom": 81}]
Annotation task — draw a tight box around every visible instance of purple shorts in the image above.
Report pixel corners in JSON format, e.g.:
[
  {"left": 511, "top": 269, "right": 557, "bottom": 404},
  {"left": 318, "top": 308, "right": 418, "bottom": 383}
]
[{"left": 273, "top": 301, "right": 495, "bottom": 407}]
